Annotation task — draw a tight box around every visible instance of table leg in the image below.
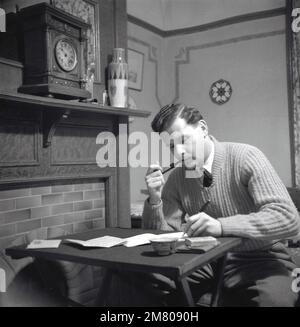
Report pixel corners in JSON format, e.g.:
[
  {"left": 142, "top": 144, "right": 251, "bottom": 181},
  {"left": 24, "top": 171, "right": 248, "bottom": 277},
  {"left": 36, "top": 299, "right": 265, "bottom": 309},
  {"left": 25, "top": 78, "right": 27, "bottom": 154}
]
[
  {"left": 175, "top": 277, "right": 195, "bottom": 307},
  {"left": 210, "top": 254, "right": 227, "bottom": 307},
  {"left": 95, "top": 269, "right": 114, "bottom": 306}
]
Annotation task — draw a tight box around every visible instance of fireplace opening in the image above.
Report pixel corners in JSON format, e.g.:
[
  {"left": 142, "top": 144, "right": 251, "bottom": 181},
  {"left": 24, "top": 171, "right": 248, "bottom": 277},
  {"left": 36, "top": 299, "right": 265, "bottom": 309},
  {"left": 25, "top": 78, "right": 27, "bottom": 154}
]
[{"left": 0, "top": 178, "right": 106, "bottom": 249}]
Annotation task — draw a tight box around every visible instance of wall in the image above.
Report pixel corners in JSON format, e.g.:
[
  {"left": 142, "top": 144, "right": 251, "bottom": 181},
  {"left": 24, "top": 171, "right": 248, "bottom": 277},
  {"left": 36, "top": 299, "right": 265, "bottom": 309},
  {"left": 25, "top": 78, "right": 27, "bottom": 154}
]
[
  {"left": 127, "top": 0, "right": 166, "bottom": 30},
  {"left": 128, "top": 22, "right": 165, "bottom": 202},
  {"left": 164, "top": 15, "right": 291, "bottom": 185},
  {"left": 128, "top": 12, "right": 292, "bottom": 202},
  {"left": 163, "top": 0, "right": 285, "bottom": 30},
  {"left": 127, "top": 0, "right": 285, "bottom": 31}
]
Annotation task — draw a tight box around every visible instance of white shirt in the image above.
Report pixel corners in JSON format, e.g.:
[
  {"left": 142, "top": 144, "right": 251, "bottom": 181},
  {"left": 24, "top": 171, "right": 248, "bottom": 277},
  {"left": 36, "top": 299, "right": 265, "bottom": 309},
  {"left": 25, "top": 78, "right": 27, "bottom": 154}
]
[{"left": 202, "top": 139, "right": 215, "bottom": 173}]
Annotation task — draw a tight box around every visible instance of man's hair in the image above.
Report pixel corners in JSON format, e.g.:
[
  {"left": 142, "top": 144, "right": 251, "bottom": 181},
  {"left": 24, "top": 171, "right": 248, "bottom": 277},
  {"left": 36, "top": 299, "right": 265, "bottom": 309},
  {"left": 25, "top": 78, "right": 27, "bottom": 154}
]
[{"left": 151, "top": 103, "right": 204, "bottom": 133}]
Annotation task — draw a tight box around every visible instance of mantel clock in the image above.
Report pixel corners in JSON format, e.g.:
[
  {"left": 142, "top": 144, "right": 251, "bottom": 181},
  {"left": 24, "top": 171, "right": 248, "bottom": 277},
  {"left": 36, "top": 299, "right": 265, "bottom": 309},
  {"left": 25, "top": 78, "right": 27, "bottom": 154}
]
[{"left": 18, "top": 3, "right": 91, "bottom": 100}]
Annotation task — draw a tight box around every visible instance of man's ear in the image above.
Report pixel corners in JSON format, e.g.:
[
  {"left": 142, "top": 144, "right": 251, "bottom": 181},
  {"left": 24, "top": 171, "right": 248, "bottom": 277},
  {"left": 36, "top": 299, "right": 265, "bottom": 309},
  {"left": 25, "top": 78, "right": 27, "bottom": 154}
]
[{"left": 199, "top": 120, "right": 208, "bottom": 136}]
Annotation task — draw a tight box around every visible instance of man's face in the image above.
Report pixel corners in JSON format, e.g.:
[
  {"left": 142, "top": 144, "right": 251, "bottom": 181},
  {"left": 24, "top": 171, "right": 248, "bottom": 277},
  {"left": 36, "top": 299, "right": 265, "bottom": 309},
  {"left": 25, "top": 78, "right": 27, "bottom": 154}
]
[{"left": 163, "top": 117, "right": 206, "bottom": 170}]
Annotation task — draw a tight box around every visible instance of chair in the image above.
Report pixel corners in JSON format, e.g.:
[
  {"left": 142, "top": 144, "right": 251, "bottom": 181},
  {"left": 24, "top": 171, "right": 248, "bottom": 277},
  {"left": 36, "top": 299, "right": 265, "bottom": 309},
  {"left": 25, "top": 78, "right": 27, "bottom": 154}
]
[
  {"left": 286, "top": 187, "right": 300, "bottom": 306},
  {"left": 0, "top": 234, "right": 66, "bottom": 307},
  {"left": 287, "top": 187, "right": 300, "bottom": 211},
  {"left": 287, "top": 187, "right": 300, "bottom": 247},
  {"left": 33, "top": 227, "right": 106, "bottom": 307},
  {"left": 1, "top": 227, "right": 106, "bottom": 307}
]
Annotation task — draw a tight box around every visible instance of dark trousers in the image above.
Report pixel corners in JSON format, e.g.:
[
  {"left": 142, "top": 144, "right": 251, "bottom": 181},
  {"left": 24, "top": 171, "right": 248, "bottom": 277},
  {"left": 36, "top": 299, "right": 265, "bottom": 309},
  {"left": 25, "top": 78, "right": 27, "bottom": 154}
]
[{"left": 97, "top": 242, "right": 299, "bottom": 307}]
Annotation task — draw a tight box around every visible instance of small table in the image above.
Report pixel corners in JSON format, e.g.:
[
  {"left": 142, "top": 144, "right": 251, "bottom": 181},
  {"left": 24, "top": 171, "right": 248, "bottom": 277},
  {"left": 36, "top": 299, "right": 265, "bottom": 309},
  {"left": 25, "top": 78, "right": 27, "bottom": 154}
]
[{"left": 6, "top": 228, "right": 241, "bottom": 307}]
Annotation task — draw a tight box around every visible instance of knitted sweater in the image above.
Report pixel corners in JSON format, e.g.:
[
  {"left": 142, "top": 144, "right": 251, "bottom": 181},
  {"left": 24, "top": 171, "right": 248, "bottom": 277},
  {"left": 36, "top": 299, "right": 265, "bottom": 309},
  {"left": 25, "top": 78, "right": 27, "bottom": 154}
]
[{"left": 142, "top": 137, "right": 300, "bottom": 252}]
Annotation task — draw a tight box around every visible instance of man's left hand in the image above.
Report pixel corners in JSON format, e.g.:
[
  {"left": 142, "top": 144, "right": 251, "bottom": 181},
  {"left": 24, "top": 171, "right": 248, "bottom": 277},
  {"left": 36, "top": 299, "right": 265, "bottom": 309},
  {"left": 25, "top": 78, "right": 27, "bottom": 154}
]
[{"left": 184, "top": 212, "right": 222, "bottom": 237}]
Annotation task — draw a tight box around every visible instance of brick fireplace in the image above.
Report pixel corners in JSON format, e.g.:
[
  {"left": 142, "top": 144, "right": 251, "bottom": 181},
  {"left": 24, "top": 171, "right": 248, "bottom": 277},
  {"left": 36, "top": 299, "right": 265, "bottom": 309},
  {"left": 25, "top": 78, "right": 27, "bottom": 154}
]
[
  {"left": 0, "top": 91, "right": 149, "bottom": 250},
  {"left": 0, "top": 179, "right": 105, "bottom": 248}
]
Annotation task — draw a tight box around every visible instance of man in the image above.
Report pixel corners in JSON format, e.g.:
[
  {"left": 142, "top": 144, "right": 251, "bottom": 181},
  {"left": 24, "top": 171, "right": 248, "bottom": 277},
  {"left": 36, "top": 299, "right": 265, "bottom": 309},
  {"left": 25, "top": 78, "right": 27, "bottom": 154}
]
[{"left": 142, "top": 103, "right": 300, "bottom": 306}]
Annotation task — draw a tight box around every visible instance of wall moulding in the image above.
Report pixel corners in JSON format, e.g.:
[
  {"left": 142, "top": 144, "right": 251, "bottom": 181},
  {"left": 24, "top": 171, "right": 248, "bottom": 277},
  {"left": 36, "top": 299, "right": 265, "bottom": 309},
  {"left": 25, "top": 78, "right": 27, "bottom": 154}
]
[
  {"left": 171, "top": 29, "right": 285, "bottom": 104},
  {"left": 128, "top": 36, "right": 162, "bottom": 107},
  {"left": 128, "top": 7, "right": 285, "bottom": 38}
]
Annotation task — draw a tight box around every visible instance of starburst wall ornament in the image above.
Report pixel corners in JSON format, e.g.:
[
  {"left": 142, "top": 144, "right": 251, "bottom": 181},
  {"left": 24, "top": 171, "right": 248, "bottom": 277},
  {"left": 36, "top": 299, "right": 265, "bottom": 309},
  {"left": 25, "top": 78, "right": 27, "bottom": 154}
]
[{"left": 209, "top": 79, "right": 232, "bottom": 105}]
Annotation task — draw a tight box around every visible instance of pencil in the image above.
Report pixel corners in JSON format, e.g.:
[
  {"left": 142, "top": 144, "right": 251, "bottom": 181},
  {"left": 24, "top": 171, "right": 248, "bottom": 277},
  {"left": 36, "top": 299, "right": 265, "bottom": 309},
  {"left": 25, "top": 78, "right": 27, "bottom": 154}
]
[{"left": 182, "top": 200, "right": 211, "bottom": 236}]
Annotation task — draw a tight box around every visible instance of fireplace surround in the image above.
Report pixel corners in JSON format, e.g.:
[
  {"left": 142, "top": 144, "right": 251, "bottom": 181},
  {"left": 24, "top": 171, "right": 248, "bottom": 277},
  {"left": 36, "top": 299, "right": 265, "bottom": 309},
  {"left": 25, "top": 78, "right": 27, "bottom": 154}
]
[{"left": 0, "top": 91, "right": 150, "bottom": 249}]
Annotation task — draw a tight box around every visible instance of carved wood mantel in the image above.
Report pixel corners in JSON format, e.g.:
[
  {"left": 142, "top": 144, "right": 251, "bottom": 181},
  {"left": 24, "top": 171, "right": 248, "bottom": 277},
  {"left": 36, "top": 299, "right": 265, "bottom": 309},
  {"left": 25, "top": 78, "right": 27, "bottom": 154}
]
[{"left": 0, "top": 91, "right": 150, "bottom": 228}]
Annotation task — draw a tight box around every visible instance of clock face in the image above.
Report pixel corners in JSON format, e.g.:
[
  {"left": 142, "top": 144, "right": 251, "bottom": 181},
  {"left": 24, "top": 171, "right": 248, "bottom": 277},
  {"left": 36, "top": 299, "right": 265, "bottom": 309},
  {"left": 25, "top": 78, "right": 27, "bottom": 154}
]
[{"left": 55, "top": 39, "right": 78, "bottom": 72}]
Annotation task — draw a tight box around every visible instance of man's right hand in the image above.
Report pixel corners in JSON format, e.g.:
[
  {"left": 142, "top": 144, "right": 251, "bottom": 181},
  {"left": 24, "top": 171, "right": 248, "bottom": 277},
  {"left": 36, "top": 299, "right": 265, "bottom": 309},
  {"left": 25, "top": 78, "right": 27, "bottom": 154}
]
[{"left": 145, "top": 164, "right": 165, "bottom": 205}]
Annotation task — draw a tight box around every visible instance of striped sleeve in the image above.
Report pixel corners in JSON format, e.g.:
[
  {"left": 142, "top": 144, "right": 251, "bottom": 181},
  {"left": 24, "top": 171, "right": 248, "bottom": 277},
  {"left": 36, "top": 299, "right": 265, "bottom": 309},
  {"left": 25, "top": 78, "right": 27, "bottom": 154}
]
[{"left": 218, "top": 146, "right": 300, "bottom": 240}]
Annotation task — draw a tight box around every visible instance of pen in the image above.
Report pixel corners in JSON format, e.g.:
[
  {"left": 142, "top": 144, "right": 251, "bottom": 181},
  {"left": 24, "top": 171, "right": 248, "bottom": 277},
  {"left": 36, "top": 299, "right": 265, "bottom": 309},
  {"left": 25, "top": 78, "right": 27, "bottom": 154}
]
[{"left": 182, "top": 200, "right": 211, "bottom": 236}]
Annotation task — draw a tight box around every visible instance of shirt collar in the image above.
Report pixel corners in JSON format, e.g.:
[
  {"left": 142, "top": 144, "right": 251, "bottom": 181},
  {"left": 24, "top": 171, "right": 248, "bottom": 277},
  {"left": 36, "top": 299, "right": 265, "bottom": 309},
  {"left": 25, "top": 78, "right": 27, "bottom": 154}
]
[{"left": 203, "top": 139, "right": 215, "bottom": 173}]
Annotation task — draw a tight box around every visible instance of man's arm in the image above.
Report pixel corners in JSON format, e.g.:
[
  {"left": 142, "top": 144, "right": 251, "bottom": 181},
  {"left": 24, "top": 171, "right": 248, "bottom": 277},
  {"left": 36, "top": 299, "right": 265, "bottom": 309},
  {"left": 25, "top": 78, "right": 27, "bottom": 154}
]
[
  {"left": 142, "top": 168, "right": 185, "bottom": 231},
  {"left": 218, "top": 146, "right": 300, "bottom": 240}
]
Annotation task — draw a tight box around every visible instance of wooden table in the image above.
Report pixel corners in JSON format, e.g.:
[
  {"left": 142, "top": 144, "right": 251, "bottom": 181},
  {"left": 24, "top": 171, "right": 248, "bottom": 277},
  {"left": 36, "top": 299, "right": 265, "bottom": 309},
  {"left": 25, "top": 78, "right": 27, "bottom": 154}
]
[{"left": 6, "top": 228, "right": 242, "bottom": 307}]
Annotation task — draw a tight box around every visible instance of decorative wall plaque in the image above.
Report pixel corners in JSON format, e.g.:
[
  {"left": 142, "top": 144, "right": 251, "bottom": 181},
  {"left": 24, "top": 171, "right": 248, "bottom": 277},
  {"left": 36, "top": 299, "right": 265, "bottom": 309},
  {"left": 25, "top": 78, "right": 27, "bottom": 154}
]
[{"left": 209, "top": 79, "right": 232, "bottom": 105}]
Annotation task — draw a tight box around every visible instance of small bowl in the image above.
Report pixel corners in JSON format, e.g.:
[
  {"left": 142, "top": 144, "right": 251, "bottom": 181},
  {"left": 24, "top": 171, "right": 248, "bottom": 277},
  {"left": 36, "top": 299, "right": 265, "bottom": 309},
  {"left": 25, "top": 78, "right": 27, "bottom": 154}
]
[{"left": 150, "top": 237, "right": 178, "bottom": 256}]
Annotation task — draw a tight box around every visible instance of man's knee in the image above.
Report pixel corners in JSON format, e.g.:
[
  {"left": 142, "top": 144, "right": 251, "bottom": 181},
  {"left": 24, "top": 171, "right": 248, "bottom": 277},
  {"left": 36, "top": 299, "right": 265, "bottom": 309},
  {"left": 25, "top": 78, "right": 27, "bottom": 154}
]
[
  {"left": 255, "top": 276, "right": 298, "bottom": 307},
  {"left": 258, "top": 291, "right": 297, "bottom": 307}
]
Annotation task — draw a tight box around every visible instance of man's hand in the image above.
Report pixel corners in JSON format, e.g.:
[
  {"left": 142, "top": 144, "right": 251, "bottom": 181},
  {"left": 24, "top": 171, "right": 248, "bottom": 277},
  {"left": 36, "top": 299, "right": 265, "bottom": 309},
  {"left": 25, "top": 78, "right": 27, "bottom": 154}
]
[
  {"left": 184, "top": 212, "right": 222, "bottom": 237},
  {"left": 145, "top": 164, "right": 165, "bottom": 205}
]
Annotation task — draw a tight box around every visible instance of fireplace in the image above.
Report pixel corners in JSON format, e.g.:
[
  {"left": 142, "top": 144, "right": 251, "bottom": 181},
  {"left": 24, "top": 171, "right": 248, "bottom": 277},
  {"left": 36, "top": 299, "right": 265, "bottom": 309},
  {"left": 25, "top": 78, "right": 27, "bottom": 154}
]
[
  {"left": 0, "top": 178, "right": 106, "bottom": 248},
  {"left": 0, "top": 91, "right": 150, "bottom": 250}
]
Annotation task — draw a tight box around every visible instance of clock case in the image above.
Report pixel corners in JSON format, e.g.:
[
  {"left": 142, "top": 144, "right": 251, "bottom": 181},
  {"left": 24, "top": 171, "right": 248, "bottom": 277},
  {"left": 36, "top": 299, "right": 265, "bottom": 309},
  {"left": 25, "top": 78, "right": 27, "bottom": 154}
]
[{"left": 18, "top": 2, "right": 91, "bottom": 100}]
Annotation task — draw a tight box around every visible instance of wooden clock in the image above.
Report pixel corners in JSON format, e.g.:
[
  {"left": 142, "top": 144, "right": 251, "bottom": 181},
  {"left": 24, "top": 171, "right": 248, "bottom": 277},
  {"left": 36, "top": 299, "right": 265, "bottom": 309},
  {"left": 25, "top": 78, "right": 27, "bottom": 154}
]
[{"left": 18, "top": 2, "right": 91, "bottom": 100}]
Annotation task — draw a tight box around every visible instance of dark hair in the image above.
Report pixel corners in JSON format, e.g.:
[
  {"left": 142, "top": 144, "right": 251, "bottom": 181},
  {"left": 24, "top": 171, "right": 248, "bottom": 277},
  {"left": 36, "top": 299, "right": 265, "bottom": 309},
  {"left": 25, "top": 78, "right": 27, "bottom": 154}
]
[{"left": 151, "top": 103, "right": 204, "bottom": 133}]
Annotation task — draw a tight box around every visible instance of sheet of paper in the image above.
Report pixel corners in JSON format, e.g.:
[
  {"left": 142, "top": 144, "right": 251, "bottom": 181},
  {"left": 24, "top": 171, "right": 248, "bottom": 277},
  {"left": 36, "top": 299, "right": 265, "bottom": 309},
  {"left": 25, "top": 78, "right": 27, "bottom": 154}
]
[
  {"left": 154, "top": 232, "right": 186, "bottom": 240},
  {"left": 65, "top": 236, "right": 126, "bottom": 248},
  {"left": 185, "top": 236, "right": 218, "bottom": 247},
  {"left": 27, "top": 239, "right": 61, "bottom": 249},
  {"left": 123, "top": 232, "right": 186, "bottom": 247},
  {"left": 64, "top": 232, "right": 186, "bottom": 249},
  {"left": 123, "top": 233, "right": 156, "bottom": 247}
]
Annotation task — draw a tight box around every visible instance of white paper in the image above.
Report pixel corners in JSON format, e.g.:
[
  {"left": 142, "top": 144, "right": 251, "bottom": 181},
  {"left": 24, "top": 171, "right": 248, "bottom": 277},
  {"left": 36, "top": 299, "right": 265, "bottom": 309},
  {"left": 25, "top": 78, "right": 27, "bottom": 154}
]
[
  {"left": 64, "top": 232, "right": 186, "bottom": 248},
  {"left": 65, "top": 236, "right": 126, "bottom": 248},
  {"left": 123, "top": 233, "right": 156, "bottom": 247},
  {"left": 27, "top": 239, "right": 61, "bottom": 249},
  {"left": 185, "top": 236, "right": 218, "bottom": 246},
  {"left": 154, "top": 232, "right": 186, "bottom": 240},
  {"left": 123, "top": 232, "right": 186, "bottom": 247}
]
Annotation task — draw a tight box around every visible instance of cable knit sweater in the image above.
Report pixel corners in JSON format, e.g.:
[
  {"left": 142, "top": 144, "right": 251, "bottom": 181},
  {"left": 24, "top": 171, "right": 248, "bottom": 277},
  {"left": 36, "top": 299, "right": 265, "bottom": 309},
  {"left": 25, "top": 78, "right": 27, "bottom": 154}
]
[{"left": 142, "top": 136, "right": 300, "bottom": 252}]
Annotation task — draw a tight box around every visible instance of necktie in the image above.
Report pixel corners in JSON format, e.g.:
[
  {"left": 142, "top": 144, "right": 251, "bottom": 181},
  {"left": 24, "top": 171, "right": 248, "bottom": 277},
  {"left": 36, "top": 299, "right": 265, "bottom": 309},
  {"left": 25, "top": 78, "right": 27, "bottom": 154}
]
[{"left": 203, "top": 169, "right": 213, "bottom": 187}]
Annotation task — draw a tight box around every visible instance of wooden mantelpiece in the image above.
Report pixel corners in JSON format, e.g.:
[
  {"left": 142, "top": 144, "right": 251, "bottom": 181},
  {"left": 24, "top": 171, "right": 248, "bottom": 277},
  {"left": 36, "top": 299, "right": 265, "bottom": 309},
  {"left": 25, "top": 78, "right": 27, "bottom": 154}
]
[
  {"left": 0, "top": 91, "right": 150, "bottom": 229},
  {"left": 0, "top": 92, "right": 150, "bottom": 118},
  {"left": 0, "top": 92, "right": 150, "bottom": 148}
]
